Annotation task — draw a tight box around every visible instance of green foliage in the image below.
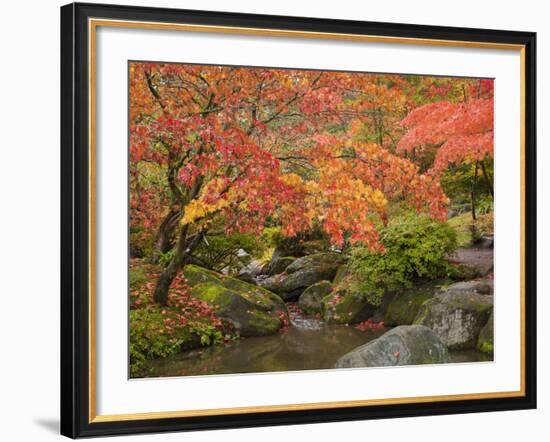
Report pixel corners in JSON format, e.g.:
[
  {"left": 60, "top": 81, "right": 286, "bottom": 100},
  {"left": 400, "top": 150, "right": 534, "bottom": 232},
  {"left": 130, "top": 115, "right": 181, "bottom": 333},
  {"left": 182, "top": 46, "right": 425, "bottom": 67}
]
[
  {"left": 129, "top": 266, "right": 147, "bottom": 290},
  {"left": 192, "top": 232, "right": 267, "bottom": 273},
  {"left": 129, "top": 225, "right": 155, "bottom": 259},
  {"left": 261, "top": 227, "right": 283, "bottom": 248},
  {"left": 158, "top": 248, "right": 176, "bottom": 268},
  {"left": 347, "top": 214, "right": 458, "bottom": 304},
  {"left": 129, "top": 307, "right": 190, "bottom": 377},
  {"left": 189, "top": 322, "right": 224, "bottom": 346},
  {"left": 441, "top": 160, "right": 494, "bottom": 212}
]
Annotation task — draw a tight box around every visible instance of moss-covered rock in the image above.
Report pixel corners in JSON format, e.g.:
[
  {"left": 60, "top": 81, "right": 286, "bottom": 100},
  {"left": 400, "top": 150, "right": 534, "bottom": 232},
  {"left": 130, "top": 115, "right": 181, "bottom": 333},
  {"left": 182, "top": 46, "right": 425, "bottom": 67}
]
[
  {"left": 260, "top": 252, "right": 344, "bottom": 300},
  {"left": 183, "top": 265, "right": 288, "bottom": 337},
  {"left": 477, "top": 312, "right": 494, "bottom": 354},
  {"left": 335, "top": 325, "right": 450, "bottom": 368},
  {"left": 267, "top": 256, "right": 296, "bottom": 276},
  {"left": 182, "top": 264, "right": 223, "bottom": 286},
  {"left": 332, "top": 265, "right": 349, "bottom": 285},
  {"left": 284, "top": 252, "right": 342, "bottom": 275},
  {"left": 298, "top": 280, "right": 333, "bottom": 315},
  {"left": 448, "top": 263, "right": 482, "bottom": 281},
  {"left": 414, "top": 292, "right": 493, "bottom": 350},
  {"left": 384, "top": 288, "right": 435, "bottom": 326},
  {"left": 322, "top": 289, "right": 378, "bottom": 325},
  {"left": 190, "top": 283, "right": 284, "bottom": 337}
]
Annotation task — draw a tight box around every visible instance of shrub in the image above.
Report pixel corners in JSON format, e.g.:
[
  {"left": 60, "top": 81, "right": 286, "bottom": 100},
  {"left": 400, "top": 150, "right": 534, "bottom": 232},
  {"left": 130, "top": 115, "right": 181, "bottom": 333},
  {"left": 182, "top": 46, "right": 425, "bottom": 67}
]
[{"left": 347, "top": 214, "right": 458, "bottom": 304}]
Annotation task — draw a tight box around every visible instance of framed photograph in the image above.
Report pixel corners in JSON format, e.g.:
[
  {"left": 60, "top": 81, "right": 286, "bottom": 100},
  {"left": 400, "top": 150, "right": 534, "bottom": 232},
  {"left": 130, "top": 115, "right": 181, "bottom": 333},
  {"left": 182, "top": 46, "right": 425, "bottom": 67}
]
[{"left": 60, "top": 2, "right": 536, "bottom": 438}]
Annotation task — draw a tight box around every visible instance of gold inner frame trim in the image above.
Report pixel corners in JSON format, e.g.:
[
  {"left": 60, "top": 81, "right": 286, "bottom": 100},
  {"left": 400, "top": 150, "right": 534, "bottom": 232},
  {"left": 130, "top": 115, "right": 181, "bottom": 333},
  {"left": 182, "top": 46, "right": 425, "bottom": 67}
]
[{"left": 88, "top": 17, "right": 527, "bottom": 424}]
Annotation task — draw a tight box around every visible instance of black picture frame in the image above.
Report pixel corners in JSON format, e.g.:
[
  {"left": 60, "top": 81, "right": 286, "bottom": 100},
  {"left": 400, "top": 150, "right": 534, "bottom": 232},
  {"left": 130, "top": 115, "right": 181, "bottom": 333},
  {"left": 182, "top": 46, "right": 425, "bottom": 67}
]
[{"left": 61, "top": 2, "right": 537, "bottom": 438}]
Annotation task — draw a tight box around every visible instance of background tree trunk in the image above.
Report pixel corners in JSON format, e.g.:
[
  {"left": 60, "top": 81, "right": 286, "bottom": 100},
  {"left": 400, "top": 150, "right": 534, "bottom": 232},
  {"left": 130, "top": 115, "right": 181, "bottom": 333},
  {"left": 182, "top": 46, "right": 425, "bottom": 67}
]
[{"left": 480, "top": 159, "right": 494, "bottom": 199}]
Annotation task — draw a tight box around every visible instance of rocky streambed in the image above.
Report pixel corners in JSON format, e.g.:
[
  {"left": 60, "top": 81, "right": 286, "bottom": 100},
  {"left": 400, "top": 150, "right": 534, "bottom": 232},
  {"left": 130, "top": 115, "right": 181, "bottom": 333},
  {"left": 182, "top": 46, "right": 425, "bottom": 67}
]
[{"left": 143, "top": 246, "right": 494, "bottom": 377}]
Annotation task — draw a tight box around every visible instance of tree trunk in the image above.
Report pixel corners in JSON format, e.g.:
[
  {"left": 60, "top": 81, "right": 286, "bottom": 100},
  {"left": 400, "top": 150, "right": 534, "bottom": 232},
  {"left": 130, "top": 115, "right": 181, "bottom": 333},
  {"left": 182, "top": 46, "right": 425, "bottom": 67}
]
[
  {"left": 152, "top": 175, "right": 205, "bottom": 305},
  {"left": 149, "top": 208, "right": 181, "bottom": 263},
  {"left": 469, "top": 161, "right": 479, "bottom": 243},
  {"left": 471, "top": 161, "right": 479, "bottom": 222},
  {"left": 480, "top": 159, "right": 494, "bottom": 199},
  {"left": 153, "top": 224, "right": 207, "bottom": 305}
]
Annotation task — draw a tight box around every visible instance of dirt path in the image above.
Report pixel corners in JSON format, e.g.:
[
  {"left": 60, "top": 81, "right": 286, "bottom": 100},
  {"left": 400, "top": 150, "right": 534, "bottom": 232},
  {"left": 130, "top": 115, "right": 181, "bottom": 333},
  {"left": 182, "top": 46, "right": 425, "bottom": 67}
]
[{"left": 449, "top": 247, "right": 494, "bottom": 276}]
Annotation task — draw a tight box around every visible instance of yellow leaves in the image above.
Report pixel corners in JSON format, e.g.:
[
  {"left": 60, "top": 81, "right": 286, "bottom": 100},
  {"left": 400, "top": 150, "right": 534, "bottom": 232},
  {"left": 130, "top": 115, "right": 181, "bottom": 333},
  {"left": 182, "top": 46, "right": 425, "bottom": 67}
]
[
  {"left": 181, "top": 198, "right": 230, "bottom": 225},
  {"left": 280, "top": 173, "right": 304, "bottom": 187},
  {"left": 371, "top": 189, "right": 388, "bottom": 211}
]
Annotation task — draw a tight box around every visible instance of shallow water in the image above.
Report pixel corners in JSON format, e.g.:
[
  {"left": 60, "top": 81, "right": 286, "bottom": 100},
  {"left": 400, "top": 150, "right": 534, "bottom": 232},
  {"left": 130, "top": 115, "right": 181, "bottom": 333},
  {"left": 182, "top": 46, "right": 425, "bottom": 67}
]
[
  {"left": 145, "top": 324, "right": 389, "bottom": 377},
  {"left": 143, "top": 304, "right": 492, "bottom": 378}
]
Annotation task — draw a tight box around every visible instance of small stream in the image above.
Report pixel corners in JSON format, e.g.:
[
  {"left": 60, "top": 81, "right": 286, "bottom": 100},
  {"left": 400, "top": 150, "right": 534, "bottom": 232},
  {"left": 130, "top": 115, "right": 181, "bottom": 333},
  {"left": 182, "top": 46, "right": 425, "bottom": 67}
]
[{"left": 144, "top": 303, "right": 491, "bottom": 378}]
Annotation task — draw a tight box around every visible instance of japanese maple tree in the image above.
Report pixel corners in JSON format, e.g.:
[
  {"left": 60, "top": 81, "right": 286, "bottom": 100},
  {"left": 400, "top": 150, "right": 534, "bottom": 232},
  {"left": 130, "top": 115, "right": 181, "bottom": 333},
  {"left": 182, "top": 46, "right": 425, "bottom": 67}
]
[
  {"left": 130, "top": 62, "right": 450, "bottom": 305},
  {"left": 397, "top": 79, "right": 494, "bottom": 193}
]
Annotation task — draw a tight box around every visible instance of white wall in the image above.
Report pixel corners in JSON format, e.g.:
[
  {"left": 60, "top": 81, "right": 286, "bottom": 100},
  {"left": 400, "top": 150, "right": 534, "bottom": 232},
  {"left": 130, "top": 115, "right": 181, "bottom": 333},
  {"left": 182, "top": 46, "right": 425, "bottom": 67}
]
[{"left": 0, "top": 0, "right": 546, "bottom": 440}]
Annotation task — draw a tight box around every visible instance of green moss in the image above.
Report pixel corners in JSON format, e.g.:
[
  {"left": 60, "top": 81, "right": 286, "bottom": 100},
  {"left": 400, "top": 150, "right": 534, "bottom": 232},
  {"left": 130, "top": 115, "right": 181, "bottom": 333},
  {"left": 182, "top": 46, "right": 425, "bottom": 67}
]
[
  {"left": 477, "top": 341, "right": 494, "bottom": 353},
  {"left": 190, "top": 283, "right": 234, "bottom": 309},
  {"left": 182, "top": 264, "right": 222, "bottom": 286},
  {"left": 477, "top": 312, "right": 494, "bottom": 354},
  {"left": 323, "top": 290, "right": 376, "bottom": 325},
  {"left": 385, "top": 289, "right": 433, "bottom": 326},
  {"left": 246, "top": 310, "right": 282, "bottom": 335}
]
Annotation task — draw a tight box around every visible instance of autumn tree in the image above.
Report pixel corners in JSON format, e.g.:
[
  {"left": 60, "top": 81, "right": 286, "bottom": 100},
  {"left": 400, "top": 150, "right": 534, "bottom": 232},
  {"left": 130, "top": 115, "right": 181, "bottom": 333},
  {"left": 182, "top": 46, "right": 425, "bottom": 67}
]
[
  {"left": 130, "top": 62, "right": 449, "bottom": 305},
  {"left": 397, "top": 79, "right": 494, "bottom": 219}
]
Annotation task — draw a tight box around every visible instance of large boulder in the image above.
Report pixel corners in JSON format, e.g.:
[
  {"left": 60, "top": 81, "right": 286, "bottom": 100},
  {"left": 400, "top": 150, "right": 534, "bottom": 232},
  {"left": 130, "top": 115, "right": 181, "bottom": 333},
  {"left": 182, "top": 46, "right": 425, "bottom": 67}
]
[
  {"left": 266, "top": 256, "right": 296, "bottom": 276},
  {"left": 413, "top": 291, "right": 493, "bottom": 349},
  {"left": 260, "top": 253, "right": 343, "bottom": 300},
  {"left": 298, "top": 280, "right": 333, "bottom": 315},
  {"left": 444, "top": 279, "right": 493, "bottom": 295},
  {"left": 284, "top": 252, "right": 342, "bottom": 275},
  {"left": 335, "top": 325, "right": 450, "bottom": 368},
  {"left": 322, "top": 289, "right": 378, "bottom": 325},
  {"left": 477, "top": 312, "right": 494, "bottom": 354},
  {"left": 384, "top": 288, "right": 436, "bottom": 326},
  {"left": 183, "top": 265, "right": 288, "bottom": 337}
]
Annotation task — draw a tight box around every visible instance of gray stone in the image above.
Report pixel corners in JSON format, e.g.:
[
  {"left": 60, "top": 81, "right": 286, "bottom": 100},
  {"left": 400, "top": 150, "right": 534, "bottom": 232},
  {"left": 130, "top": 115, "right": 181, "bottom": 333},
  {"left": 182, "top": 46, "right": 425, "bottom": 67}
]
[
  {"left": 414, "top": 292, "right": 493, "bottom": 349},
  {"left": 479, "top": 236, "right": 494, "bottom": 249},
  {"left": 444, "top": 280, "right": 493, "bottom": 295},
  {"left": 335, "top": 325, "right": 450, "bottom": 368},
  {"left": 266, "top": 256, "right": 296, "bottom": 276},
  {"left": 259, "top": 253, "right": 343, "bottom": 300},
  {"left": 298, "top": 280, "right": 333, "bottom": 315}
]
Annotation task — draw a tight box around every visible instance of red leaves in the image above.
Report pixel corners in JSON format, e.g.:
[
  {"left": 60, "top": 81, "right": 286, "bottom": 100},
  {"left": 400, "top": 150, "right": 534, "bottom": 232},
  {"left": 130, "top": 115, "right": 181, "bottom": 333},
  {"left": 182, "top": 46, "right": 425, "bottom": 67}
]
[
  {"left": 129, "top": 63, "right": 489, "bottom": 254},
  {"left": 398, "top": 80, "right": 494, "bottom": 175},
  {"left": 354, "top": 319, "right": 385, "bottom": 331}
]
